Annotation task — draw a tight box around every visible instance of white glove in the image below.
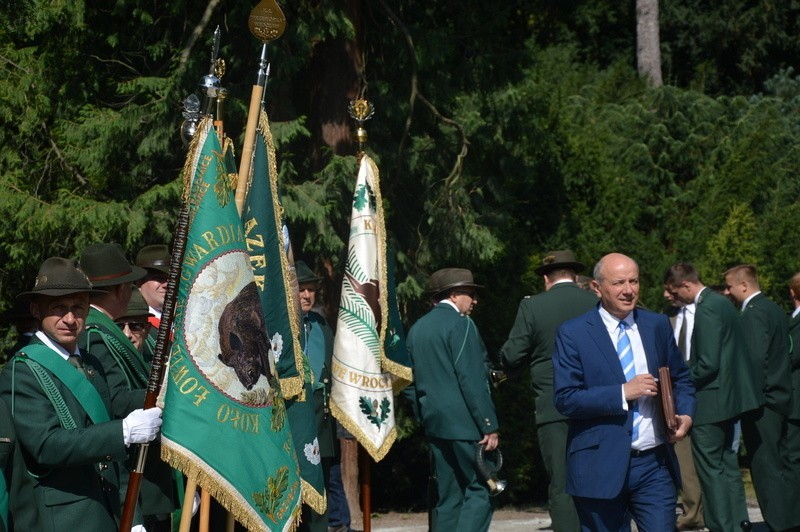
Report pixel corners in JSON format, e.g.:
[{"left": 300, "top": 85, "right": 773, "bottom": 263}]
[
  {"left": 123, "top": 407, "right": 163, "bottom": 446},
  {"left": 131, "top": 526, "right": 147, "bottom": 532}
]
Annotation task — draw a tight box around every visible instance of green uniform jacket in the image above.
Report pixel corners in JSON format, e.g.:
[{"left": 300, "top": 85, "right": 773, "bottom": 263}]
[
  {"left": 0, "top": 397, "right": 41, "bottom": 532},
  {"left": 500, "top": 282, "right": 598, "bottom": 425},
  {"left": 787, "top": 312, "right": 800, "bottom": 420},
  {"left": 0, "top": 337, "right": 128, "bottom": 532},
  {"left": 80, "top": 307, "right": 146, "bottom": 418},
  {"left": 407, "top": 303, "right": 498, "bottom": 440},
  {"left": 691, "top": 288, "right": 762, "bottom": 425},
  {"left": 741, "top": 293, "right": 792, "bottom": 415},
  {"left": 81, "top": 308, "right": 178, "bottom": 517},
  {"left": 305, "top": 311, "right": 336, "bottom": 459}
]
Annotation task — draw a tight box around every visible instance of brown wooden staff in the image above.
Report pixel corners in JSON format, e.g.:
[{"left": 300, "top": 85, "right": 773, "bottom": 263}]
[{"left": 119, "top": 198, "right": 192, "bottom": 531}]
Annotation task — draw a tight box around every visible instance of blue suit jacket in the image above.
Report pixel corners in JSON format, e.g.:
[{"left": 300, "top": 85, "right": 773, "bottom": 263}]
[{"left": 553, "top": 306, "right": 696, "bottom": 499}]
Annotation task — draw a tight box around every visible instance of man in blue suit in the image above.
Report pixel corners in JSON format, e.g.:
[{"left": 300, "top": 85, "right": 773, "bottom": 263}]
[{"left": 553, "top": 253, "right": 696, "bottom": 530}]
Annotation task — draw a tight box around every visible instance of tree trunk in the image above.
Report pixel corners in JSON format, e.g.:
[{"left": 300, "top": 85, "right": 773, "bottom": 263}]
[
  {"left": 308, "top": 0, "right": 364, "bottom": 169},
  {"left": 636, "top": 0, "right": 663, "bottom": 87}
]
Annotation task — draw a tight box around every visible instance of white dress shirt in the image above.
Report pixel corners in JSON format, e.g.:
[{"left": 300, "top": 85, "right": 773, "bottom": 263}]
[{"left": 598, "top": 307, "right": 662, "bottom": 451}]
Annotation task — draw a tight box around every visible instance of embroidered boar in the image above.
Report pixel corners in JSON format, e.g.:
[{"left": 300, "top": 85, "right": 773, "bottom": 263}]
[{"left": 218, "top": 282, "right": 272, "bottom": 390}]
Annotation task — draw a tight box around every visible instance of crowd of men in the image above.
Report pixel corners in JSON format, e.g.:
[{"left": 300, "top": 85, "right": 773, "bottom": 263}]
[
  {"left": 407, "top": 251, "right": 799, "bottom": 532},
  {"left": 0, "top": 246, "right": 356, "bottom": 532},
  {"left": 2, "top": 245, "right": 799, "bottom": 531}
]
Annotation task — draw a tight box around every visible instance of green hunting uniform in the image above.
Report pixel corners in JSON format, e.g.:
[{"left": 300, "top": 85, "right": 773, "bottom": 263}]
[
  {"left": 739, "top": 292, "right": 796, "bottom": 531},
  {"left": 0, "top": 397, "right": 41, "bottom": 532},
  {"left": 298, "top": 310, "right": 336, "bottom": 532},
  {"left": 80, "top": 306, "right": 179, "bottom": 528},
  {"left": 499, "top": 281, "right": 597, "bottom": 532},
  {"left": 786, "top": 310, "right": 800, "bottom": 526},
  {"left": 0, "top": 335, "right": 127, "bottom": 532},
  {"left": 690, "top": 288, "right": 760, "bottom": 532},
  {"left": 81, "top": 307, "right": 147, "bottom": 417},
  {"left": 408, "top": 302, "right": 499, "bottom": 532},
  {"left": 304, "top": 310, "right": 336, "bottom": 461}
]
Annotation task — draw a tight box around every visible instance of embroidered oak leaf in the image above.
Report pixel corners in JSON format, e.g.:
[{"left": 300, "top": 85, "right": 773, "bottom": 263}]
[
  {"left": 253, "top": 465, "right": 290, "bottom": 524},
  {"left": 211, "top": 149, "right": 234, "bottom": 206},
  {"left": 353, "top": 183, "right": 376, "bottom": 212},
  {"left": 359, "top": 396, "right": 391, "bottom": 428}
]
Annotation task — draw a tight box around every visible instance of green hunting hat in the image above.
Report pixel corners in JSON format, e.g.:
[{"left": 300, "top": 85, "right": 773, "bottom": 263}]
[
  {"left": 426, "top": 268, "right": 483, "bottom": 297},
  {"left": 136, "top": 244, "right": 170, "bottom": 275},
  {"left": 534, "top": 249, "right": 585, "bottom": 276},
  {"left": 120, "top": 287, "right": 153, "bottom": 318},
  {"left": 17, "top": 257, "right": 107, "bottom": 301},
  {"left": 80, "top": 243, "right": 147, "bottom": 287},
  {"left": 295, "top": 261, "right": 322, "bottom": 284}
]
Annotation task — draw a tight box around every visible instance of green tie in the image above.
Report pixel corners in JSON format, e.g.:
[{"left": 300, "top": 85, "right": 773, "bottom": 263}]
[{"left": 67, "top": 355, "right": 87, "bottom": 378}]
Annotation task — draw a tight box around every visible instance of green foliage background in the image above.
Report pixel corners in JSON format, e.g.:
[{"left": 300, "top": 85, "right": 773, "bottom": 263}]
[{"left": 3, "top": 0, "right": 800, "bottom": 509}]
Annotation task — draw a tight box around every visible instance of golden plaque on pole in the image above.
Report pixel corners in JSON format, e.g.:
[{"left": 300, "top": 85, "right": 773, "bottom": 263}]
[{"left": 248, "top": 0, "right": 286, "bottom": 43}]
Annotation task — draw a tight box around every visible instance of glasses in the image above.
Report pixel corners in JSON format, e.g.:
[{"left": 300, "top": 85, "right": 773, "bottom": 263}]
[{"left": 116, "top": 321, "right": 148, "bottom": 333}]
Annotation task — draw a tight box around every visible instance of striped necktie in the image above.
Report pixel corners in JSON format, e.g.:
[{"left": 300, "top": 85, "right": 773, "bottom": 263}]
[{"left": 617, "top": 321, "right": 640, "bottom": 441}]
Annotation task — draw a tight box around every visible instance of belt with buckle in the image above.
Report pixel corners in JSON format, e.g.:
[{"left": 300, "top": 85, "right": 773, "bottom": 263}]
[{"left": 630, "top": 445, "right": 662, "bottom": 457}]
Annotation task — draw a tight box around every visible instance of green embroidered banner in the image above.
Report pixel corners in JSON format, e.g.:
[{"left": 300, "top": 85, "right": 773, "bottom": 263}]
[
  {"left": 160, "top": 118, "right": 301, "bottom": 531},
  {"left": 242, "top": 110, "right": 326, "bottom": 513}
]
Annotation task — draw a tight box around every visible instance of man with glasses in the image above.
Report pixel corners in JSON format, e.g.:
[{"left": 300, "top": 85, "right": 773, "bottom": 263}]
[
  {"left": 79, "top": 243, "right": 181, "bottom": 531},
  {"left": 79, "top": 242, "right": 148, "bottom": 417},
  {"left": 115, "top": 288, "right": 153, "bottom": 354},
  {"left": 407, "top": 268, "right": 499, "bottom": 531}
]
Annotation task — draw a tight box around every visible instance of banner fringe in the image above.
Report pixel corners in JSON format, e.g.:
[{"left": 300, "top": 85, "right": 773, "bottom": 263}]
[
  {"left": 162, "top": 441, "right": 300, "bottom": 532},
  {"left": 300, "top": 478, "right": 327, "bottom": 514},
  {"left": 330, "top": 400, "right": 397, "bottom": 462}
]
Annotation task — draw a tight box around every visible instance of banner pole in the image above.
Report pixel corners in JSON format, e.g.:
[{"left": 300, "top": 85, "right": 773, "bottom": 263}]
[
  {"left": 199, "top": 490, "right": 211, "bottom": 532},
  {"left": 179, "top": 478, "right": 198, "bottom": 532},
  {"left": 359, "top": 444, "right": 372, "bottom": 532},
  {"left": 119, "top": 196, "right": 192, "bottom": 531}
]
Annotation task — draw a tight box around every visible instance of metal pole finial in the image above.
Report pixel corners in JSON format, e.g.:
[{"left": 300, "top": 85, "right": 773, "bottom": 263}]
[{"left": 348, "top": 99, "right": 375, "bottom": 156}]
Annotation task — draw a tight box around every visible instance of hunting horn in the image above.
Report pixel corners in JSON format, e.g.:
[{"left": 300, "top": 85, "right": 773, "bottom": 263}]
[{"left": 475, "top": 444, "right": 507, "bottom": 496}]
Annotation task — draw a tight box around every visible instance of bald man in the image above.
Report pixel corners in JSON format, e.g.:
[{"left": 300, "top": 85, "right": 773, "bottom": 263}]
[{"left": 553, "top": 253, "right": 696, "bottom": 530}]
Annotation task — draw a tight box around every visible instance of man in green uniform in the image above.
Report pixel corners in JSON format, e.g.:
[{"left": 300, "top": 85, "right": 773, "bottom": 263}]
[
  {"left": 116, "top": 288, "right": 154, "bottom": 355},
  {"left": 293, "top": 261, "right": 337, "bottom": 532},
  {"left": 724, "top": 264, "right": 796, "bottom": 531},
  {"left": 0, "top": 257, "right": 162, "bottom": 532},
  {"left": 80, "top": 243, "right": 179, "bottom": 532},
  {"left": 499, "top": 250, "right": 596, "bottom": 532},
  {"left": 79, "top": 242, "right": 149, "bottom": 416},
  {"left": 407, "top": 268, "right": 499, "bottom": 532},
  {"left": 664, "top": 262, "right": 760, "bottom": 531}
]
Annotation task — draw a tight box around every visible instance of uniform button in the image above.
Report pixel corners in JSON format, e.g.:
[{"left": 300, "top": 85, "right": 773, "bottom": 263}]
[
  {"left": 105, "top": 455, "right": 112, "bottom": 461},
  {"left": 99, "top": 463, "right": 108, "bottom": 471}
]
